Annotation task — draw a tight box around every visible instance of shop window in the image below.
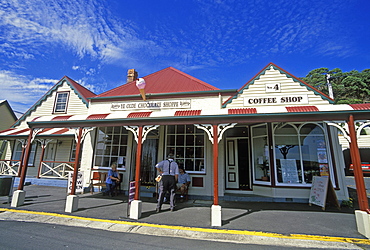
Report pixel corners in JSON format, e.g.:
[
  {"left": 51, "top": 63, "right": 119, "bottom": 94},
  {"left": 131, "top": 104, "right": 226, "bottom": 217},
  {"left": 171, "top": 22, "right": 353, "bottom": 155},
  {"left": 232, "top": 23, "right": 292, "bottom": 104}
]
[
  {"left": 299, "top": 123, "right": 330, "bottom": 183},
  {"left": 12, "top": 141, "right": 37, "bottom": 166},
  {"left": 273, "top": 122, "right": 332, "bottom": 186},
  {"left": 94, "top": 127, "right": 128, "bottom": 168},
  {"left": 54, "top": 92, "right": 69, "bottom": 113},
  {"left": 251, "top": 124, "right": 270, "bottom": 183},
  {"left": 166, "top": 125, "right": 205, "bottom": 173}
]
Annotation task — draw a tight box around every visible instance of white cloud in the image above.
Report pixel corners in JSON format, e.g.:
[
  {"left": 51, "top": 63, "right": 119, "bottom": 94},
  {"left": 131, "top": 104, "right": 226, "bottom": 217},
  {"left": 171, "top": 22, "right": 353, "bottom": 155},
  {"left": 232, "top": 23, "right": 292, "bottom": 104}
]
[
  {"left": 0, "top": 70, "right": 58, "bottom": 113},
  {"left": 0, "top": 0, "right": 141, "bottom": 64}
]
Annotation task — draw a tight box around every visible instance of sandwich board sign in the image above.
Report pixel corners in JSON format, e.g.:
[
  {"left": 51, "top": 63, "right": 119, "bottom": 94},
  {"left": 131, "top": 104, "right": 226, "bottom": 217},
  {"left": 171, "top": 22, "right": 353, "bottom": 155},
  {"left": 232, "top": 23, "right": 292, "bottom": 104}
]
[
  {"left": 67, "top": 171, "right": 84, "bottom": 194},
  {"left": 309, "top": 176, "right": 340, "bottom": 210}
]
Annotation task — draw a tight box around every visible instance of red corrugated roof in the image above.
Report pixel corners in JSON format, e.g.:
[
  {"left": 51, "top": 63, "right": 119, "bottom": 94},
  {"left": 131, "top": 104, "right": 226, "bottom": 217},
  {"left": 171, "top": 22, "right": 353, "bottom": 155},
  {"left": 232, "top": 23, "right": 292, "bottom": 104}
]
[
  {"left": 175, "top": 110, "right": 201, "bottom": 116},
  {"left": 52, "top": 115, "right": 73, "bottom": 121},
  {"left": 38, "top": 128, "right": 54, "bottom": 134},
  {"left": 228, "top": 108, "right": 257, "bottom": 114},
  {"left": 87, "top": 114, "right": 110, "bottom": 120},
  {"left": 127, "top": 112, "right": 152, "bottom": 118},
  {"left": 65, "top": 76, "right": 96, "bottom": 101},
  {"left": 286, "top": 106, "right": 319, "bottom": 112},
  {"left": 9, "top": 128, "right": 30, "bottom": 135},
  {"left": 350, "top": 104, "right": 370, "bottom": 110},
  {"left": 0, "top": 128, "right": 14, "bottom": 134},
  {"left": 52, "top": 128, "right": 70, "bottom": 134},
  {"left": 96, "top": 67, "right": 220, "bottom": 98},
  {"left": 32, "top": 116, "right": 41, "bottom": 122}
]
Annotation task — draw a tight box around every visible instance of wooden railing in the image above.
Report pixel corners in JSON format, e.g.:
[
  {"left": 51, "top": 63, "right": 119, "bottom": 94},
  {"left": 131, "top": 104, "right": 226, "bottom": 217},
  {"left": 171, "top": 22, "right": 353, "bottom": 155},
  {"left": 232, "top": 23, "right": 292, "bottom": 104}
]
[
  {"left": 39, "top": 161, "right": 75, "bottom": 179},
  {"left": 0, "top": 160, "right": 21, "bottom": 176}
]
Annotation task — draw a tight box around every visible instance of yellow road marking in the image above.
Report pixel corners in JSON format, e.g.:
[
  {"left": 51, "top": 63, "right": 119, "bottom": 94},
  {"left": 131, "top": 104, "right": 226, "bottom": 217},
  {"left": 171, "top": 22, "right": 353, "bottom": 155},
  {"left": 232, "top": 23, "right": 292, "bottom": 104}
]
[{"left": 1, "top": 208, "right": 369, "bottom": 245}]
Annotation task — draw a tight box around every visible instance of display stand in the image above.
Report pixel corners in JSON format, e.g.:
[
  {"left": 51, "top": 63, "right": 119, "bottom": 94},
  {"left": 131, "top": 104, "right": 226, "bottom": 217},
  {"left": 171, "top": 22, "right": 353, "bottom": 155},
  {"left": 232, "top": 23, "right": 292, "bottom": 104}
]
[{"left": 309, "top": 176, "right": 340, "bottom": 210}]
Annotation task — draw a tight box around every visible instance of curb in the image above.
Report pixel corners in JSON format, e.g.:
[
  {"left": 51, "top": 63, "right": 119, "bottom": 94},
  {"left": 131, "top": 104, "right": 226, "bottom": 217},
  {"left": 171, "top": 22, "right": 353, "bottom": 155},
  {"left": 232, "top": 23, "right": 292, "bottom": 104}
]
[{"left": 0, "top": 208, "right": 369, "bottom": 249}]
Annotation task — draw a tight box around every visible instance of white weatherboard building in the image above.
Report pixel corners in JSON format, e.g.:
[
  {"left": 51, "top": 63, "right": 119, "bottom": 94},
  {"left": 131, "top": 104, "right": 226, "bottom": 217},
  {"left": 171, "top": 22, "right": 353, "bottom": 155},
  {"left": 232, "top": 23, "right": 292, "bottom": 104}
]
[{"left": 1, "top": 63, "right": 369, "bottom": 226}]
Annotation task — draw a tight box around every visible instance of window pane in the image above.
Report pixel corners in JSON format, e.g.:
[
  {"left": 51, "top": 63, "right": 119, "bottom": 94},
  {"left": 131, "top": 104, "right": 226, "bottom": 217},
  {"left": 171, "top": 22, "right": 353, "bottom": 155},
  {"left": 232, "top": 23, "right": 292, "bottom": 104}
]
[
  {"left": 94, "top": 127, "right": 129, "bottom": 168},
  {"left": 120, "top": 135, "right": 127, "bottom": 145},
  {"left": 111, "top": 146, "right": 119, "bottom": 155},
  {"left": 300, "top": 124, "right": 328, "bottom": 183},
  {"left": 177, "top": 125, "right": 185, "bottom": 134},
  {"left": 176, "top": 135, "right": 184, "bottom": 145},
  {"left": 195, "top": 135, "right": 204, "bottom": 145},
  {"left": 176, "top": 147, "right": 184, "bottom": 158},
  {"left": 195, "top": 147, "right": 204, "bottom": 158},
  {"left": 112, "top": 135, "right": 120, "bottom": 144},
  {"left": 54, "top": 92, "right": 69, "bottom": 112},
  {"left": 185, "top": 159, "right": 194, "bottom": 170},
  {"left": 119, "top": 146, "right": 127, "bottom": 156},
  {"left": 167, "top": 135, "right": 175, "bottom": 145},
  {"left": 186, "top": 135, "right": 194, "bottom": 145},
  {"left": 165, "top": 125, "right": 205, "bottom": 173},
  {"left": 195, "top": 159, "right": 204, "bottom": 171},
  {"left": 186, "top": 125, "right": 194, "bottom": 134},
  {"left": 167, "top": 125, "right": 175, "bottom": 134},
  {"left": 185, "top": 147, "right": 194, "bottom": 158}
]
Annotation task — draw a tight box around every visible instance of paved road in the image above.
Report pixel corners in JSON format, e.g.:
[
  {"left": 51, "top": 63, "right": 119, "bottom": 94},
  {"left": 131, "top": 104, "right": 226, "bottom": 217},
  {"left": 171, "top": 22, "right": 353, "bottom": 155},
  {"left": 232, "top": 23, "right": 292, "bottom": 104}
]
[
  {"left": 346, "top": 176, "right": 370, "bottom": 197},
  {"left": 1, "top": 220, "right": 324, "bottom": 250}
]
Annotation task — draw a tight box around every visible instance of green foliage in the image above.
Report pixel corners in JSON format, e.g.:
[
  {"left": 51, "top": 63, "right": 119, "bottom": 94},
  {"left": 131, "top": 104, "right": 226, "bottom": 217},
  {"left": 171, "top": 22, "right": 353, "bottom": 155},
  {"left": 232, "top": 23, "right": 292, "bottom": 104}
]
[{"left": 301, "top": 67, "right": 370, "bottom": 104}]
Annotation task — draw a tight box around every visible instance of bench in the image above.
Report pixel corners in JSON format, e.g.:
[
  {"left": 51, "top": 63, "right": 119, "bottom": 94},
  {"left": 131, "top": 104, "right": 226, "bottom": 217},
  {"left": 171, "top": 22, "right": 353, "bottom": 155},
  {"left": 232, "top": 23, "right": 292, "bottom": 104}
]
[
  {"left": 90, "top": 172, "right": 107, "bottom": 194},
  {"left": 176, "top": 183, "right": 189, "bottom": 201},
  {"left": 90, "top": 172, "right": 123, "bottom": 195}
]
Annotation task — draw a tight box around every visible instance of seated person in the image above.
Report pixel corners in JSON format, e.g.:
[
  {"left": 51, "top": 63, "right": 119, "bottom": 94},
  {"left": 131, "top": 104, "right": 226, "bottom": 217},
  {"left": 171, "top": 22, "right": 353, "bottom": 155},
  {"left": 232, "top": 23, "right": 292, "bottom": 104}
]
[
  {"left": 176, "top": 167, "right": 191, "bottom": 198},
  {"left": 105, "top": 163, "right": 120, "bottom": 196}
]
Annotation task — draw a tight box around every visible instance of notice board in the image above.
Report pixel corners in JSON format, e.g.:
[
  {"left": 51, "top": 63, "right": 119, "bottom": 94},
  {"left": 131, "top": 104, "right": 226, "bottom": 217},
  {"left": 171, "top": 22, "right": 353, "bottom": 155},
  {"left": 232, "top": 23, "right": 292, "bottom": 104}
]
[{"left": 309, "top": 176, "right": 340, "bottom": 210}]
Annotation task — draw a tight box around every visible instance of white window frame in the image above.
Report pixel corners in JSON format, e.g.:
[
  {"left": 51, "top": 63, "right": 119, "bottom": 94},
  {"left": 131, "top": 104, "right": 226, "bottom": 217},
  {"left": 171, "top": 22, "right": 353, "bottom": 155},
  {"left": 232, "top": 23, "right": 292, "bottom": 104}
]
[
  {"left": 54, "top": 92, "right": 69, "bottom": 113},
  {"left": 273, "top": 122, "right": 334, "bottom": 187},
  {"left": 165, "top": 125, "right": 206, "bottom": 174}
]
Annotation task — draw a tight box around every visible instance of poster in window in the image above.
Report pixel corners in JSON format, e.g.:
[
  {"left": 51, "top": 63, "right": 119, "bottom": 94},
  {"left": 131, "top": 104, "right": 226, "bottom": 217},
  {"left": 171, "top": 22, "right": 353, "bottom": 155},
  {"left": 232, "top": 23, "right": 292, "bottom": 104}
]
[
  {"left": 317, "top": 148, "right": 327, "bottom": 163},
  {"left": 319, "top": 164, "right": 329, "bottom": 176},
  {"left": 317, "top": 139, "right": 326, "bottom": 148},
  {"left": 280, "top": 159, "right": 299, "bottom": 183}
]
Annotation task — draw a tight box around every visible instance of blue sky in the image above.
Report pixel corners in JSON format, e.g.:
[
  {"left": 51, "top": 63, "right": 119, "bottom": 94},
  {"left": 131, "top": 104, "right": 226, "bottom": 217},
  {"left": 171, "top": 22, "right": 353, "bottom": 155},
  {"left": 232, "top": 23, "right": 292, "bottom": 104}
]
[{"left": 1, "top": 0, "right": 369, "bottom": 114}]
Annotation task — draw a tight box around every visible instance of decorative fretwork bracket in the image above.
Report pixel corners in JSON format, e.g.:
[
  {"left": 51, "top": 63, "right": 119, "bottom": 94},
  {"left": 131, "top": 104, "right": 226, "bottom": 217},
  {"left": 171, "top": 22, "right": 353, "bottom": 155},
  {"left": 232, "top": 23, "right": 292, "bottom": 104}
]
[
  {"left": 326, "top": 120, "right": 370, "bottom": 143},
  {"left": 124, "top": 125, "right": 160, "bottom": 143},
  {"left": 31, "top": 128, "right": 44, "bottom": 143},
  {"left": 17, "top": 139, "right": 27, "bottom": 149},
  {"left": 195, "top": 123, "right": 237, "bottom": 144},
  {"left": 35, "top": 139, "right": 54, "bottom": 149},
  {"left": 71, "top": 127, "right": 95, "bottom": 143}
]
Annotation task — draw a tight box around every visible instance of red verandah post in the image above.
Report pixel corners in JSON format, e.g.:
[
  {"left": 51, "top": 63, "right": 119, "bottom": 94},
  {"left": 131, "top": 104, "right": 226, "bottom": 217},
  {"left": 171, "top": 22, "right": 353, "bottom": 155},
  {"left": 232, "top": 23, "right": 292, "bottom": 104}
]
[
  {"left": 348, "top": 115, "right": 369, "bottom": 211},
  {"left": 70, "top": 127, "right": 83, "bottom": 196},
  {"left": 134, "top": 126, "right": 143, "bottom": 200},
  {"left": 18, "top": 129, "right": 33, "bottom": 190},
  {"left": 213, "top": 124, "right": 219, "bottom": 206}
]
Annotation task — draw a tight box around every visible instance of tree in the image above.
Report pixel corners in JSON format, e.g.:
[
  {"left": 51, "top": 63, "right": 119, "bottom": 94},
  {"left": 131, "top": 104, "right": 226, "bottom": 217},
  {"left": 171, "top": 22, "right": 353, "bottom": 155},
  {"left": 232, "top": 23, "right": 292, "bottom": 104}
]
[{"left": 301, "top": 67, "right": 370, "bottom": 104}]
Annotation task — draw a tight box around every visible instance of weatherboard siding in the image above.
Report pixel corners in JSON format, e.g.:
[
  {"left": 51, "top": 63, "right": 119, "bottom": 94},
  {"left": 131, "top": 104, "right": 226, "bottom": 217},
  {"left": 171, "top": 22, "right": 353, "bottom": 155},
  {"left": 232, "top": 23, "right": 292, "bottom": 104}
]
[
  {"left": 226, "top": 67, "right": 330, "bottom": 109},
  {"left": 18, "top": 82, "right": 89, "bottom": 127}
]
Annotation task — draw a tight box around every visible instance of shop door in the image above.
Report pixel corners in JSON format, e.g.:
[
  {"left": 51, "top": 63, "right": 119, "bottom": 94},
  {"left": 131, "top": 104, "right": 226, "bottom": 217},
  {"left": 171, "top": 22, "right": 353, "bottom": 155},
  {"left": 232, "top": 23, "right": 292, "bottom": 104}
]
[
  {"left": 140, "top": 138, "right": 158, "bottom": 185},
  {"left": 226, "top": 139, "right": 250, "bottom": 189}
]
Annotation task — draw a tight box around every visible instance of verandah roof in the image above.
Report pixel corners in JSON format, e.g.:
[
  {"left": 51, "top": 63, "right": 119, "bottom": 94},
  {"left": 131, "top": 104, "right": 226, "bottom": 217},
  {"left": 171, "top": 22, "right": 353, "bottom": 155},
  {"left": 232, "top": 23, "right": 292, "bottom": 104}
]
[{"left": 0, "top": 103, "right": 366, "bottom": 133}]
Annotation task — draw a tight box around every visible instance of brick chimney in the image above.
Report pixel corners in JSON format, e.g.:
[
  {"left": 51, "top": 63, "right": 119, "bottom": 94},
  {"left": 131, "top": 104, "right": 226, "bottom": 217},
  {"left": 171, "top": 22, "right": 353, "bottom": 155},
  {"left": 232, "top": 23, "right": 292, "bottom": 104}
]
[{"left": 127, "top": 69, "right": 138, "bottom": 83}]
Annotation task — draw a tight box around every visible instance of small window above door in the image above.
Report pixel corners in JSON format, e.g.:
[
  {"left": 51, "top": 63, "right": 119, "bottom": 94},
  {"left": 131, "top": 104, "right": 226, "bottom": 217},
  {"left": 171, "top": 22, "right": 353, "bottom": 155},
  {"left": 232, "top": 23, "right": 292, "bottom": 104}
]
[{"left": 54, "top": 92, "right": 69, "bottom": 113}]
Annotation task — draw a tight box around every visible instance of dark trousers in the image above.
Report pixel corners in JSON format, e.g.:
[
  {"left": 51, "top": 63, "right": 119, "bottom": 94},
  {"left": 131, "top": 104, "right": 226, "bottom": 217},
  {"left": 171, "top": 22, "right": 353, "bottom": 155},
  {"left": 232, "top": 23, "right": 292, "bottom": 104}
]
[
  {"left": 157, "top": 175, "right": 176, "bottom": 209},
  {"left": 105, "top": 182, "right": 116, "bottom": 196}
]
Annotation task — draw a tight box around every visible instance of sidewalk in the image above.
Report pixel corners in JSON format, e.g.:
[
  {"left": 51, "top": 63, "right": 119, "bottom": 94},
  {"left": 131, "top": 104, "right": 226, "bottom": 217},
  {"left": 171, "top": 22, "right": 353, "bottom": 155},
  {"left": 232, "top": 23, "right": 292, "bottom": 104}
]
[{"left": 1, "top": 185, "right": 370, "bottom": 249}]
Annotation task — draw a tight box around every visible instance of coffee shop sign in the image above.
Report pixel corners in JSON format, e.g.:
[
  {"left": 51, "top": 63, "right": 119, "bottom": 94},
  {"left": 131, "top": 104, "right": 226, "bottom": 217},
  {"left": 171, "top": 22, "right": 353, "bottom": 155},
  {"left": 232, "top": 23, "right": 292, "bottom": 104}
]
[
  {"left": 244, "top": 95, "right": 308, "bottom": 106},
  {"left": 111, "top": 100, "right": 191, "bottom": 111}
]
